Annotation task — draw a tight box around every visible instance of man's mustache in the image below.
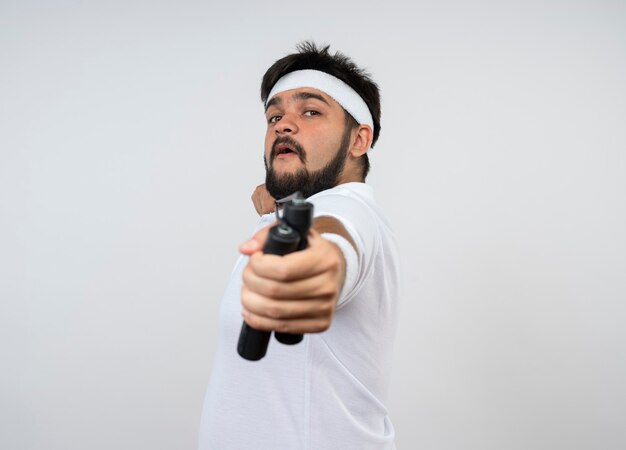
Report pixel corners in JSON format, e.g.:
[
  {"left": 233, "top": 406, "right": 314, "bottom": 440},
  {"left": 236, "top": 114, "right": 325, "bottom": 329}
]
[{"left": 270, "top": 136, "right": 307, "bottom": 164}]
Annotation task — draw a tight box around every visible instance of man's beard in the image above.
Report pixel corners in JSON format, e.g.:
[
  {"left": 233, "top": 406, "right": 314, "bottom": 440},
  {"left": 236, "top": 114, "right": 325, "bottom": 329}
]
[{"left": 264, "top": 126, "right": 352, "bottom": 200}]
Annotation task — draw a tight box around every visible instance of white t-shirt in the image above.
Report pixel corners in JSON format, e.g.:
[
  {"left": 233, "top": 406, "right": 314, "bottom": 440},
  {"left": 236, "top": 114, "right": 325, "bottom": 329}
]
[{"left": 198, "top": 182, "right": 400, "bottom": 450}]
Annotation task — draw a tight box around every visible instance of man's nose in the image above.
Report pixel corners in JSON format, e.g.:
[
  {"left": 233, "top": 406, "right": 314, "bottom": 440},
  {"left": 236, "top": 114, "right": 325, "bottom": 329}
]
[{"left": 275, "top": 114, "right": 298, "bottom": 135}]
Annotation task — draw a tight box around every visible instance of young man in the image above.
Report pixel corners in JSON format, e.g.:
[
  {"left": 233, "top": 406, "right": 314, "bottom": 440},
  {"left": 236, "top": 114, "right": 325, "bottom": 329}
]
[{"left": 199, "top": 42, "right": 400, "bottom": 450}]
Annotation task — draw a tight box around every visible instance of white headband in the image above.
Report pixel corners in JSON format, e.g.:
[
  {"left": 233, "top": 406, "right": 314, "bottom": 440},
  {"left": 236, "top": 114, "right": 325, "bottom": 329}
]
[{"left": 266, "top": 69, "right": 374, "bottom": 131}]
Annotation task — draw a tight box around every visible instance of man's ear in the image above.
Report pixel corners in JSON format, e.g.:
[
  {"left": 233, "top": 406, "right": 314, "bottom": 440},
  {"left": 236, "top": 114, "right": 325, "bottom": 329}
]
[{"left": 349, "top": 125, "right": 373, "bottom": 158}]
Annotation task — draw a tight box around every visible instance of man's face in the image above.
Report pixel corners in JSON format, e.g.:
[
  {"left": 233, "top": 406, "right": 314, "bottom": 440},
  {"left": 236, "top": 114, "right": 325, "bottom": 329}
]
[{"left": 264, "top": 87, "right": 352, "bottom": 200}]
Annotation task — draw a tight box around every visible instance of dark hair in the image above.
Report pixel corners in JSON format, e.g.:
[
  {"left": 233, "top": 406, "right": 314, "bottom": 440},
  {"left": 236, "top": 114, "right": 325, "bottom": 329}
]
[{"left": 261, "top": 41, "right": 381, "bottom": 179}]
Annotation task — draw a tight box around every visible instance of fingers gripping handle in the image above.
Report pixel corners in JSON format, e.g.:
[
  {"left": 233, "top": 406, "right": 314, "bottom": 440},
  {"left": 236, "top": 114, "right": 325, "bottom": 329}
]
[
  {"left": 236, "top": 196, "right": 314, "bottom": 361},
  {"left": 274, "top": 199, "right": 314, "bottom": 345},
  {"left": 237, "top": 224, "right": 300, "bottom": 361}
]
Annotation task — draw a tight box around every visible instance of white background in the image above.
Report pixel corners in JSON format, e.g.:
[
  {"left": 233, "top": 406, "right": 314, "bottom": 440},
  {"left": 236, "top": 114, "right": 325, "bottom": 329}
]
[{"left": 1, "top": 1, "right": 625, "bottom": 449}]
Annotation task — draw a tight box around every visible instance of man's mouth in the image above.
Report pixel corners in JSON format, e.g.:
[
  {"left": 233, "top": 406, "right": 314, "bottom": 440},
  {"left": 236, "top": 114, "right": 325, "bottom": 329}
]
[
  {"left": 275, "top": 143, "right": 297, "bottom": 158},
  {"left": 271, "top": 137, "right": 306, "bottom": 163}
]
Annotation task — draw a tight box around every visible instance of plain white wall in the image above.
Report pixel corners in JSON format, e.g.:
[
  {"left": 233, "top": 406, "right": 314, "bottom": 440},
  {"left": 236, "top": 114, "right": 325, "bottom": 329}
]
[{"left": 1, "top": 1, "right": 625, "bottom": 449}]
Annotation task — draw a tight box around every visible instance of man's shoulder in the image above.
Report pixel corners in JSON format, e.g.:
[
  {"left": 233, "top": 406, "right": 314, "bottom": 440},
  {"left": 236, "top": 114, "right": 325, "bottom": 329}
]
[
  {"left": 308, "top": 183, "right": 376, "bottom": 220},
  {"left": 307, "top": 182, "right": 377, "bottom": 215},
  {"left": 307, "top": 182, "right": 391, "bottom": 255}
]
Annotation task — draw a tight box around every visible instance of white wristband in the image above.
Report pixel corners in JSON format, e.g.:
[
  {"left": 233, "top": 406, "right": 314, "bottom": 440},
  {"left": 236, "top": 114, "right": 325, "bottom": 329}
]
[{"left": 321, "top": 233, "right": 359, "bottom": 306}]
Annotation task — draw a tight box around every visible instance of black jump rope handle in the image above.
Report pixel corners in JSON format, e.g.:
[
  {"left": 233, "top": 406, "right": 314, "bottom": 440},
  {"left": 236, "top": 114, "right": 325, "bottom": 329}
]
[{"left": 237, "top": 199, "right": 313, "bottom": 361}]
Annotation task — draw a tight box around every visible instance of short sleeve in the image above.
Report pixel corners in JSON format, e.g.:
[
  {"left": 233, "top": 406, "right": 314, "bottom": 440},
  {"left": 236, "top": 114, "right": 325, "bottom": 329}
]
[{"left": 307, "top": 190, "right": 379, "bottom": 307}]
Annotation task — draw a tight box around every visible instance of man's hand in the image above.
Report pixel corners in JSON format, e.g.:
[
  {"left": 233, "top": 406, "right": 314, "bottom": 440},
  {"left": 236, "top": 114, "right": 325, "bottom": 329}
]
[
  {"left": 251, "top": 183, "right": 276, "bottom": 216},
  {"left": 239, "top": 225, "right": 346, "bottom": 334}
]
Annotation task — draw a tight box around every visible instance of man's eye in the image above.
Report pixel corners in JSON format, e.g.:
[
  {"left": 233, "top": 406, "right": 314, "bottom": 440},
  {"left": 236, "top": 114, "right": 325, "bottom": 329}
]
[
  {"left": 268, "top": 115, "right": 281, "bottom": 123},
  {"left": 303, "top": 110, "right": 319, "bottom": 117}
]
